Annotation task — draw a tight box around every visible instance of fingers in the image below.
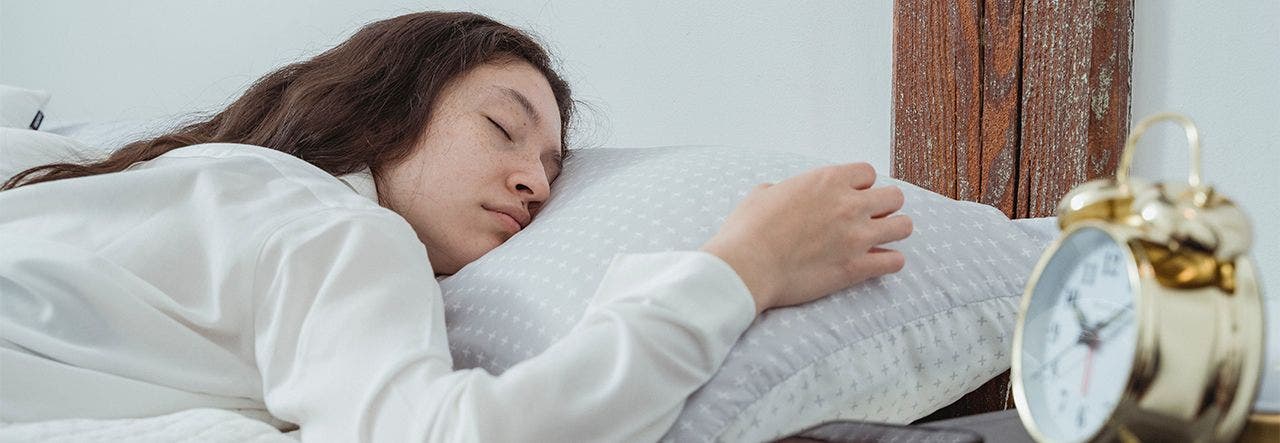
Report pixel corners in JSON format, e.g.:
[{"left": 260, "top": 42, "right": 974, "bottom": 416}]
[
  {"left": 862, "top": 186, "right": 905, "bottom": 218},
  {"left": 855, "top": 248, "right": 906, "bottom": 277},
  {"left": 867, "top": 214, "right": 913, "bottom": 245},
  {"left": 830, "top": 163, "right": 876, "bottom": 190}
]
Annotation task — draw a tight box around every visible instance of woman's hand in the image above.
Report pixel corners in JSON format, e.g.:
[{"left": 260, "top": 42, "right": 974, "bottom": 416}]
[{"left": 700, "top": 163, "right": 912, "bottom": 314}]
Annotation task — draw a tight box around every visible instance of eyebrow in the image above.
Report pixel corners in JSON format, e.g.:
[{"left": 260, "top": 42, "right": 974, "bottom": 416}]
[{"left": 501, "top": 87, "right": 543, "bottom": 125}]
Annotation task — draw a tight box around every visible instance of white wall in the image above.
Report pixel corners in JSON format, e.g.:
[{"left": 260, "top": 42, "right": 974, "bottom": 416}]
[
  {"left": 0, "top": 0, "right": 893, "bottom": 168},
  {"left": 1131, "top": 0, "right": 1278, "bottom": 299}
]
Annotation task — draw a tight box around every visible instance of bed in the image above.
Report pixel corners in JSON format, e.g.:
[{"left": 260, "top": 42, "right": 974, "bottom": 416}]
[
  {"left": 1, "top": 129, "right": 1063, "bottom": 442},
  {"left": 0, "top": 1, "right": 1134, "bottom": 441}
]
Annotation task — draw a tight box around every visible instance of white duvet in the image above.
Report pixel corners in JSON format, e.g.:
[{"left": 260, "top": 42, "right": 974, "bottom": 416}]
[
  {"left": 1, "top": 125, "right": 278, "bottom": 442},
  {"left": 0, "top": 409, "right": 295, "bottom": 443}
]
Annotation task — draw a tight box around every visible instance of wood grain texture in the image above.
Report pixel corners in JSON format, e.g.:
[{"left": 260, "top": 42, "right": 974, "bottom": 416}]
[
  {"left": 978, "top": 0, "right": 1024, "bottom": 216},
  {"left": 951, "top": 1, "right": 984, "bottom": 206},
  {"left": 1017, "top": 0, "right": 1132, "bottom": 218},
  {"left": 892, "top": 0, "right": 1021, "bottom": 218},
  {"left": 893, "top": 0, "right": 1131, "bottom": 219},
  {"left": 892, "top": 0, "right": 969, "bottom": 199}
]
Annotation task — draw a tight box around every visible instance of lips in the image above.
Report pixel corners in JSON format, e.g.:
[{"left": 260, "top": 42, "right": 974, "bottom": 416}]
[
  {"left": 483, "top": 204, "right": 530, "bottom": 233},
  {"left": 489, "top": 210, "right": 521, "bottom": 233}
]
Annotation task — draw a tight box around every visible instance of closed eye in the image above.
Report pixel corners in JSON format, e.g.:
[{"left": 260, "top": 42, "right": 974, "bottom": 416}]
[{"left": 486, "top": 116, "right": 512, "bottom": 141}]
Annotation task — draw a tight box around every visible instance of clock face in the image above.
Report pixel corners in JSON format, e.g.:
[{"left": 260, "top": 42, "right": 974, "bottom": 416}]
[{"left": 1017, "top": 227, "right": 1139, "bottom": 443}]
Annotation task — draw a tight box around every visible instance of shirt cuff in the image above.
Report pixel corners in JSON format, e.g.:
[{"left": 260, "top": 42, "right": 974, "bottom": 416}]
[{"left": 589, "top": 250, "right": 757, "bottom": 347}]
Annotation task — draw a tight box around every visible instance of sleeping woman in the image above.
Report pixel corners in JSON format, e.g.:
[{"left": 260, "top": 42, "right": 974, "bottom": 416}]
[{"left": 0, "top": 11, "right": 912, "bottom": 441}]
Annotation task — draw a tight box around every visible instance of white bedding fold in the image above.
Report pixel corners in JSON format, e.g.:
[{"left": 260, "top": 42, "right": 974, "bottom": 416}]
[{"left": 0, "top": 408, "right": 295, "bottom": 443}]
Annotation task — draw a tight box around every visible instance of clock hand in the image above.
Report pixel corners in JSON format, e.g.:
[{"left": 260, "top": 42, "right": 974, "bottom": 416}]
[
  {"left": 1029, "top": 300, "right": 1127, "bottom": 381},
  {"left": 1089, "top": 306, "right": 1131, "bottom": 334},
  {"left": 1030, "top": 341, "right": 1084, "bottom": 380},
  {"left": 1032, "top": 316, "right": 1113, "bottom": 381},
  {"left": 1068, "top": 290, "right": 1091, "bottom": 330},
  {"left": 1081, "top": 346, "right": 1094, "bottom": 394},
  {"left": 1071, "top": 308, "right": 1132, "bottom": 364},
  {"left": 1073, "top": 306, "right": 1131, "bottom": 353}
]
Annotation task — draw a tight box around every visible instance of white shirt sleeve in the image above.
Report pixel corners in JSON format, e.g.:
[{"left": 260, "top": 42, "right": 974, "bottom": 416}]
[{"left": 252, "top": 209, "right": 756, "bottom": 442}]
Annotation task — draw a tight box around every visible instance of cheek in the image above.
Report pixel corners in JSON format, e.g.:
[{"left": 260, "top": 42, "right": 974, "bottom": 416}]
[
  {"left": 379, "top": 158, "right": 453, "bottom": 236},
  {"left": 383, "top": 158, "right": 488, "bottom": 238},
  {"left": 387, "top": 138, "right": 483, "bottom": 205},
  {"left": 382, "top": 125, "right": 509, "bottom": 230}
]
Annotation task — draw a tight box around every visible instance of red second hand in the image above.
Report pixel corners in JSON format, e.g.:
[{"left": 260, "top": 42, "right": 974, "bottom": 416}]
[{"left": 1081, "top": 346, "right": 1095, "bottom": 394}]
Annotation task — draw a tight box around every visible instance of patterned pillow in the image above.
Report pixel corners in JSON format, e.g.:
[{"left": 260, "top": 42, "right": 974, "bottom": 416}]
[{"left": 439, "top": 146, "right": 1050, "bottom": 442}]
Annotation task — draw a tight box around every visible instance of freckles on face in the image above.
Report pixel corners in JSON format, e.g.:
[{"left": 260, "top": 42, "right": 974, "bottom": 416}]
[{"left": 378, "top": 59, "right": 563, "bottom": 275}]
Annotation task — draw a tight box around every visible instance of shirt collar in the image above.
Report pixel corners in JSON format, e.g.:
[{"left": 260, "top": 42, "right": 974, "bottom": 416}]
[{"left": 337, "top": 169, "right": 379, "bottom": 203}]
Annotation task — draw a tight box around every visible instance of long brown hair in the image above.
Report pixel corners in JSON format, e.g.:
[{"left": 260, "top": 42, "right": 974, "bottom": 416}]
[{"left": 2, "top": 11, "right": 573, "bottom": 191}]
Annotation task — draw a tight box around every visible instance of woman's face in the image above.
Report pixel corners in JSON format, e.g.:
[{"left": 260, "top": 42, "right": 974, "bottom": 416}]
[{"left": 379, "top": 59, "right": 563, "bottom": 275}]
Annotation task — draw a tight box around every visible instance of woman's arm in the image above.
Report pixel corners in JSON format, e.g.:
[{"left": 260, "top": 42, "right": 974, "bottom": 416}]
[{"left": 252, "top": 209, "right": 753, "bottom": 442}]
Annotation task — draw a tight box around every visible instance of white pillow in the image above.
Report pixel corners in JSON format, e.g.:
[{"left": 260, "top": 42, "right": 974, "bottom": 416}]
[
  {"left": 0, "top": 85, "right": 51, "bottom": 130},
  {"left": 1, "top": 114, "right": 183, "bottom": 185},
  {"left": 0, "top": 128, "right": 106, "bottom": 185},
  {"left": 438, "top": 146, "right": 1052, "bottom": 442},
  {"left": 41, "top": 115, "right": 186, "bottom": 153}
]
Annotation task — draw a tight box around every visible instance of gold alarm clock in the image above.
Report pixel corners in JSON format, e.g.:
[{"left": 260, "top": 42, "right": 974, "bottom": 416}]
[{"left": 1010, "top": 113, "right": 1267, "bottom": 442}]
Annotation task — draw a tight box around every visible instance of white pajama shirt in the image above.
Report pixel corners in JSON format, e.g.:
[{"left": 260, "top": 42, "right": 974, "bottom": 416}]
[{"left": 0, "top": 143, "right": 756, "bottom": 441}]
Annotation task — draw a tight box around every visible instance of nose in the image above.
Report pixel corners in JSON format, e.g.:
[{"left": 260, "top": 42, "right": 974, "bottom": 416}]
[{"left": 508, "top": 165, "right": 550, "bottom": 208}]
